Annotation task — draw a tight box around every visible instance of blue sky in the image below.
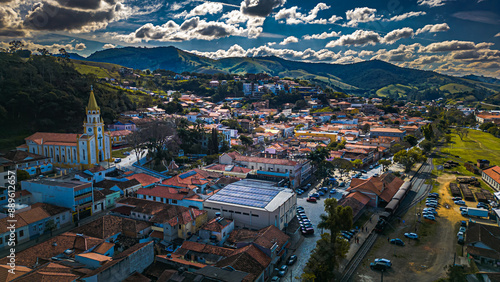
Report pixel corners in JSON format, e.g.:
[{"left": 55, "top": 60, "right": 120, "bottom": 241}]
[{"left": 1, "top": 0, "right": 499, "bottom": 77}]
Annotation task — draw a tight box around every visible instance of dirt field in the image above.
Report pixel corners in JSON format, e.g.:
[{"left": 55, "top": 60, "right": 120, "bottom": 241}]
[{"left": 353, "top": 173, "right": 463, "bottom": 282}]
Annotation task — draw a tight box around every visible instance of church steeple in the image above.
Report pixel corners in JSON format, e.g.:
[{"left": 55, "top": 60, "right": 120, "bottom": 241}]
[{"left": 87, "top": 85, "right": 100, "bottom": 112}]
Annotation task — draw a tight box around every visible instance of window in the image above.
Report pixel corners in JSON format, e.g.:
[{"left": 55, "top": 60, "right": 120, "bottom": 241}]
[
  {"left": 251, "top": 214, "right": 259, "bottom": 217},
  {"left": 62, "top": 215, "right": 66, "bottom": 221},
  {"left": 205, "top": 207, "right": 212, "bottom": 210},
  {"left": 0, "top": 237, "right": 2, "bottom": 244},
  {"left": 276, "top": 168, "right": 280, "bottom": 172},
  {"left": 235, "top": 211, "right": 241, "bottom": 214},
  {"left": 178, "top": 225, "right": 181, "bottom": 230},
  {"left": 243, "top": 212, "right": 249, "bottom": 215},
  {"left": 19, "top": 230, "right": 24, "bottom": 237},
  {"left": 172, "top": 200, "right": 177, "bottom": 204},
  {"left": 222, "top": 209, "right": 228, "bottom": 212}
]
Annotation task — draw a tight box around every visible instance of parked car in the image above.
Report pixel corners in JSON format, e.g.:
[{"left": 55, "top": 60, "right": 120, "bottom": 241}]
[
  {"left": 455, "top": 200, "right": 466, "bottom": 206},
  {"left": 370, "top": 261, "right": 391, "bottom": 271},
  {"left": 457, "top": 231, "right": 464, "bottom": 238},
  {"left": 423, "top": 209, "right": 438, "bottom": 215},
  {"left": 287, "top": 255, "right": 298, "bottom": 266},
  {"left": 426, "top": 203, "right": 438, "bottom": 208},
  {"left": 306, "top": 197, "right": 317, "bottom": 203},
  {"left": 428, "top": 192, "right": 439, "bottom": 198},
  {"left": 459, "top": 227, "right": 466, "bottom": 233},
  {"left": 374, "top": 258, "right": 392, "bottom": 266},
  {"left": 339, "top": 182, "right": 345, "bottom": 187},
  {"left": 423, "top": 214, "right": 436, "bottom": 221},
  {"left": 297, "top": 206, "right": 304, "bottom": 211},
  {"left": 296, "top": 189, "right": 304, "bottom": 195},
  {"left": 461, "top": 210, "right": 468, "bottom": 216},
  {"left": 311, "top": 193, "right": 320, "bottom": 198},
  {"left": 278, "top": 265, "right": 288, "bottom": 277},
  {"left": 390, "top": 238, "right": 405, "bottom": 246},
  {"left": 271, "top": 276, "right": 280, "bottom": 281},
  {"left": 452, "top": 197, "right": 462, "bottom": 201},
  {"left": 330, "top": 189, "right": 337, "bottom": 194},
  {"left": 301, "top": 227, "right": 314, "bottom": 235},
  {"left": 404, "top": 233, "right": 418, "bottom": 239},
  {"left": 114, "top": 158, "right": 122, "bottom": 163},
  {"left": 461, "top": 221, "right": 467, "bottom": 227},
  {"left": 318, "top": 191, "right": 325, "bottom": 196}
]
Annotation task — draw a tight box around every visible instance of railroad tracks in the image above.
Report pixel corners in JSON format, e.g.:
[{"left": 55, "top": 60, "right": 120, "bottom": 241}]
[{"left": 339, "top": 232, "right": 379, "bottom": 282}]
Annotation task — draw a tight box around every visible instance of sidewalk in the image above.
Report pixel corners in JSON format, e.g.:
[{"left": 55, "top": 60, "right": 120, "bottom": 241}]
[{"left": 339, "top": 213, "right": 380, "bottom": 271}]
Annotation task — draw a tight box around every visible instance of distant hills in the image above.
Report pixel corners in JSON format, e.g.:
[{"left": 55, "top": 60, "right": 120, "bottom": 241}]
[{"left": 76, "top": 46, "right": 499, "bottom": 98}]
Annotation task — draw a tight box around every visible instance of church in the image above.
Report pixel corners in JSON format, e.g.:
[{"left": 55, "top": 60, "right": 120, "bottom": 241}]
[{"left": 22, "top": 88, "right": 112, "bottom": 170}]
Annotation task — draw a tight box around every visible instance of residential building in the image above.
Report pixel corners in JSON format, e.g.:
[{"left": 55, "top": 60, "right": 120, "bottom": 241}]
[
  {"left": 107, "top": 120, "right": 136, "bottom": 131},
  {"left": 22, "top": 178, "right": 94, "bottom": 221},
  {"left": 0, "top": 151, "right": 52, "bottom": 185},
  {"left": 369, "top": 127, "right": 406, "bottom": 140},
  {"left": 203, "top": 179, "right": 296, "bottom": 230},
  {"left": 347, "top": 173, "right": 404, "bottom": 207},
  {"left": 482, "top": 166, "right": 500, "bottom": 191},
  {"left": 466, "top": 222, "right": 500, "bottom": 266},
  {"left": 199, "top": 217, "right": 234, "bottom": 243}
]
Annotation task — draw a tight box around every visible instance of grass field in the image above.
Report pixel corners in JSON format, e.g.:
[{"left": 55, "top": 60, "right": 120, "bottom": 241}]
[
  {"left": 439, "top": 83, "right": 474, "bottom": 94},
  {"left": 441, "top": 129, "right": 500, "bottom": 165},
  {"left": 376, "top": 84, "right": 417, "bottom": 97}
]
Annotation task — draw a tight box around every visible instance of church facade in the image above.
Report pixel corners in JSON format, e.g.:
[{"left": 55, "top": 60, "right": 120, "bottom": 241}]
[{"left": 24, "top": 88, "right": 112, "bottom": 170}]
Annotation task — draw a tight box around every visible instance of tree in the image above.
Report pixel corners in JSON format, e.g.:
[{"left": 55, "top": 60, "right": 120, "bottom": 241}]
[
  {"left": 8, "top": 40, "right": 24, "bottom": 53},
  {"left": 303, "top": 198, "right": 352, "bottom": 281},
  {"left": 379, "top": 159, "right": 392, "bottom": 172},
  {"left": 419, "top": 139, "right": 433, "bottom": 154},
  {"left": 45, "top": 219, "right": 57, "bottom": 236},
  {"left": 307, "top": 147, "right": 330, "bottom": 175},
  {"left": 455, "top": 127, "right": 468, "bottom": 141},
  {"left": 331, "top": 158, "right": 353, "bottom": 178},
  {"left": 444, "top": 264, "right": 466, "bottom": 282},
  {"left": 479, "top": 122, "right": 495, "bottom": 132},
  {"left": 208, "top": 128, "right": 219, "bottom": 155},
  {"left": 404, "top": 135, "right": 418, "bottom": 146},
  {"left": 239, "top": 135, "right": 253, "bottom": 148},
  {"left": 16, "top": 169, "right": 30, "bottom": 182},
  {"left": 361, "top": 123, "right": 370, "bottom": 134},
  {"left": 351, "top": 159, "right": 363, "bottom": 169},
  {"left": 59, "top": 48, "right": 70, "bottom": 62},
  {"left": 394, "top": 147, "right": 427, "bottom": 172},
  {"left": 423, "top": 124, "right": 434, "bottom": 141}
]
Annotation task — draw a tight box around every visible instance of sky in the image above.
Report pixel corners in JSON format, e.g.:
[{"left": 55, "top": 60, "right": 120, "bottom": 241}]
[{"left": 1, "top": 0, "right": 500, "bottom": 78}]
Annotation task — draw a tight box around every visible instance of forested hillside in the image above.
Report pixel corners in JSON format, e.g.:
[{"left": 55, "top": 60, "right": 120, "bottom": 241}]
[{"left": 0, "top": 52, "right": 135, "bottom": 148}]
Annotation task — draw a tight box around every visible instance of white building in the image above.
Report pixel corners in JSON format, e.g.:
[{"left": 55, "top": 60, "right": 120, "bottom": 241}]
[
  {"left": 482, "top": 166, "right": 500, "bottom": 191},
  {"left": 203, "top": 179, "right": 296, "bottom": 230},
  {"left": 243, "top": 83, "right": 258, "bottom": 96}
]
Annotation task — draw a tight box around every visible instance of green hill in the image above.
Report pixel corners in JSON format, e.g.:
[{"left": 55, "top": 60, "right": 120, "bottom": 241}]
[{"left": 82, "top": 46, "right": 499, "bottom": 99}]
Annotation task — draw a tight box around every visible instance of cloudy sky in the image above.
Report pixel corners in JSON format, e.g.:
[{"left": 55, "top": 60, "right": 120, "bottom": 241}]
[{"left": 1, "top": 0, "right": 499, "bottom": 77}]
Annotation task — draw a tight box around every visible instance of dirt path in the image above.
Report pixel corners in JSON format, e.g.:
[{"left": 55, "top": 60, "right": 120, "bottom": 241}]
[{"left": 353, "top": 173, "right": 459, "bottom": 282}]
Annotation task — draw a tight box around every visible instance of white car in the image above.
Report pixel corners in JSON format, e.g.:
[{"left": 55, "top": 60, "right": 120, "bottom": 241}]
[{"left": 404, "top": 233, "right": 418, "bottom": 239}]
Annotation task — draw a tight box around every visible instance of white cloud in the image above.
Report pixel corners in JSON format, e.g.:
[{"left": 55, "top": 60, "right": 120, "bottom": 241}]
[
  {"left": 279, "top": 36, "right": 298, "bottom": 45},
  {"left": 303, "top": 31, "right": 341, "bottom": 40},
  {"left": 345, "top": 7, "right": 380, "bottom": 27},
  {"left": 417, "top": 0, "right": 446, "bottom": 7},
  {"left": 185, "top": 2, "right": 223, "bottom": 18},
  {"left": 384, "top": 11, "right": 426, "bottom": 22},
  {"left": 383, "top": 27, "right": 414, "bottom": 44},
  {"left": 189, "top": 43, "right": 342, "bottom": 62},
  {"left": 419, "top": 40, "right": 493, "bottom": 53},
  {"left": 113, "top": 17, "right": 248, "bottom": 43},
  {"left": 240, "top": 0, "right": 287, "bottom": 18},
  {"left": 415, "top": 23, "right": 450, "bottom": 35},
  {"left": 0, "top": 40, "right": 84, "bottom": 54},
  {"left": 103, "top": 43, "right": 116, "bottom": 49},
  {"left": 75, "top": 43, "right": 86, "bottom": 50},
  {"left": 326, "top": 30, "right": 381, "bottom": 47},
  {"left": 274, "top": 3, "right": 330, "bottom": 25},
  {"left": 221, "top": 10, "right": 249, "bottom": 25},
  {"left": 328, "top": 15, "right": 342, "bottom": 23}
]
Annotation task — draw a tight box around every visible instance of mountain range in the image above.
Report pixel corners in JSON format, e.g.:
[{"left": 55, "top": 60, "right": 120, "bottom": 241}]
[{"left": 74, "top": 46, "right": 500, "bottom": 97}]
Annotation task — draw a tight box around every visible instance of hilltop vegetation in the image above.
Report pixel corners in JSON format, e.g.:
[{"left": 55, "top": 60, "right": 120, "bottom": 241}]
[
  {"left": 0, "top": 52, "right": 135, "bottom": 149},
  {"left": 81, "top": 46, "right": 499, "bottom": 100}
]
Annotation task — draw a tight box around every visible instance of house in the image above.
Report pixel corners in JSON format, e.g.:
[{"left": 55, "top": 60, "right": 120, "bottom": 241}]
[
  {"left": 125, "top": 173, "right": 160, "bottom": 188},
  {"left": 347, "top": 173, "right": 404, "bottom": 207},
  {"left": 339, "top": 192, "right": 371, "bottom": 221},
  {"left": 160, "top": 169, "right": 222, "bottom": 194},
  {"left": 71, "top": 214, "right": 151, "bottom": 241},
  {"left": 0, "top": 232, "right": 104, "bottom": 268},
  {"left": 111, "top": 198, "right": 208, "bottom": 241},
  {"left": 109, "top": 130, "right": 132, "bottom": 147},
  {"left": 466, "top": 222, "right": 500, "bottom": 266},
  {"left": 108, "top": 120, "right": 136, "bottom": 131},
  {"left": 21, "top": 178, "right": 94, "bottom": 221},
  {"left": 94, "top": 179, "right": 142, "bottom": 197},
  {"left": 482, "top": 166, "right": 500, "bottom": 191},
  {"left": 199, "top": 217, "right": 234, "bottom": 243},
  {"left": 0, "top": 150, "right": 52, "bottom": 187},
  {"left": 136, "top": 185, "right": 203, "bottom": 209},
  {"left": 370, "top": 127, "right": 406, "bottom": 140}
]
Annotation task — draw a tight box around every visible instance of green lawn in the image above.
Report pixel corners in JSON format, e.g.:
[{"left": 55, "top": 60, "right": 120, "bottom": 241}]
[
  {"left": 112, "top": 147, "right": 132, "bottom": 158},
  {"left": 442, "top": 129, "right": 500, "bottom": 166}
]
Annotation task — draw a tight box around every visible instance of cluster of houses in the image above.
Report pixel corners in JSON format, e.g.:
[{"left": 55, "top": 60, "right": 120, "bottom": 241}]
[{"left": 3, "top": 72, "right": 500, "bottom": 280}]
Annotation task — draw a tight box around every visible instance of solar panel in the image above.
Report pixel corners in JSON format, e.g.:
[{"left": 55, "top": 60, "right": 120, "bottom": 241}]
[
  {"left": 208, "top": 179, "right": 285, "bottom": 208},
  {"left": 179, "top": 170, "right": 197, "bottom": 179}
]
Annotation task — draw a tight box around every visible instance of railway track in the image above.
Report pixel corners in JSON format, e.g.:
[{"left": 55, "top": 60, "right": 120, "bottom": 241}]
[
  {"left": 339, "top": 232, "right": 379, "bottom": 282},
  {"left": 339, "top": 158, "right": 434, "bottom": 281}
]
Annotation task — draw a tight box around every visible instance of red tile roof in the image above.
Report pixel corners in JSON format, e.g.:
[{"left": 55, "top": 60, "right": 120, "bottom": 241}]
[
  {"left": 347, "top": 173, "right": 403, "bottom": 202},
  {"left": 483, "top": 166, "right": 500, "bottom": 185},
  {"left": 125, "top": 173, "right": 160, "bottom": 187},
  {"left": 25, "top": 132, "right": 79, "bottom": 146}
]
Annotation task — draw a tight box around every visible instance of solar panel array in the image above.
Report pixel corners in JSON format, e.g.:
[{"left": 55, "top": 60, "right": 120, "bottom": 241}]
[
  {"left": 209, "top": 180, "right": 282, "bottom": 208},
  {"left": 179, "top": 170, "right": 197, "bottom": 179}
]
